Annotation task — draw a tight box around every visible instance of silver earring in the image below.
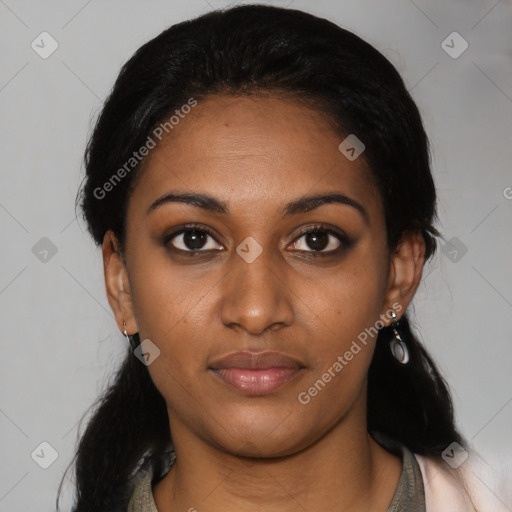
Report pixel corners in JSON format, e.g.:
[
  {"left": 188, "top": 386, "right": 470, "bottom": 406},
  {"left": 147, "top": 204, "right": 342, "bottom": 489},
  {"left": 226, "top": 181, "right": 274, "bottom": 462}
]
[
  {"left": 389, "top": 311, "right": 409, "bottom": 364},
  {"left": 123, "top": 321, "right": 140, "bottom": 351}
]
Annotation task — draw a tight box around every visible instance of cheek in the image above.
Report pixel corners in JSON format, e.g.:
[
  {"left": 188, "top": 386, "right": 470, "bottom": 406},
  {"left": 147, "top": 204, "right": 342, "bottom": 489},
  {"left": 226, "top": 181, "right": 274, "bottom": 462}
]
[
  {"left": 292, "top": 263, "right": 385, "bottom": 409},
  {"left": 295, "top": 246, "right": 388, "bottom": 409},
  {"left": 128, "top": 247, "right": 218, "bottom": 341},
  {"left": 299, "top": 251, "right": 387, "bottom": 347},
  {"left": 125, "top": 251, "right": 215, "bottom": 388}
]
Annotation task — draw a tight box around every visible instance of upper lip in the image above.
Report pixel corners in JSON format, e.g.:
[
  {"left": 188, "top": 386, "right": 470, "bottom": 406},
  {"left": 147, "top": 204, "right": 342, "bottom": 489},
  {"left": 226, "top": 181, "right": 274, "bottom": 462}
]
[{"left": 208, "top": 350, "right": 305, "bottom": 370}]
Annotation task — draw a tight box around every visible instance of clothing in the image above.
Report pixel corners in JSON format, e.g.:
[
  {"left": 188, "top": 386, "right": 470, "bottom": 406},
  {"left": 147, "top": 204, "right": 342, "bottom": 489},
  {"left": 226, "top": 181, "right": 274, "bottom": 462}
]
[
  {"left": 125, "top": 434, "right": 506, "bottom": 511},
  {"left": 127, "top": 465, "right": 158, "bottom": 512},
  {"left": 127, "top": 433, "right": 425, "bottom": 512},
  {"left": 414, "top": 451, "right": 510, "bottom": 511}
]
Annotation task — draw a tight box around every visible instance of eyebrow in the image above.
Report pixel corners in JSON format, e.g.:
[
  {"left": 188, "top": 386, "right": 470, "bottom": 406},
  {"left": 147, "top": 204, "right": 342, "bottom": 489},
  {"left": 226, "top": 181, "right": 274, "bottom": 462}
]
[{"left": 147, "top": 191, "right": 369, "bottom": 223}]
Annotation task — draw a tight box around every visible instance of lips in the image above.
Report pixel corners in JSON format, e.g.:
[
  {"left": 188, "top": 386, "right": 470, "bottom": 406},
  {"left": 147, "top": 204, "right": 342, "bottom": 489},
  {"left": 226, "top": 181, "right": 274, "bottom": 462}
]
[{"left": 208, "top": 351, "right": 305, "bottom": 395}]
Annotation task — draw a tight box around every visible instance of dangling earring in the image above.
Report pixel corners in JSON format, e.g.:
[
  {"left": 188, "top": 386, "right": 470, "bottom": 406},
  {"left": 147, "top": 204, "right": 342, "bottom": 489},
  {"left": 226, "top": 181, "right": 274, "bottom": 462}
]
[
  {"left": 123, "top": 321, "right": 140, "bottom": 351},
  {"left": 389, "top": 311, "right": 409, "bottom": 364}
]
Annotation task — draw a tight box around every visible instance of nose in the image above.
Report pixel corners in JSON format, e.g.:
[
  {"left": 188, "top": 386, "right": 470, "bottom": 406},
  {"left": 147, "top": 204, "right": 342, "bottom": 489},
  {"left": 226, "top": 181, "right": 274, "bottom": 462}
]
[{"left": 219, "top": 245, "right": 295, "bottom": 335}]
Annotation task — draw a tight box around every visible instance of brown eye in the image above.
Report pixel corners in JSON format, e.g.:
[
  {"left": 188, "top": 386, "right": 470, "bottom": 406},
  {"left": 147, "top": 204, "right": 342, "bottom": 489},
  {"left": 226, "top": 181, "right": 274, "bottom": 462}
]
[
  {"left": 303, "top": 231, "right": 331, "bottom": 251},
  {"left": 165, "top": 227, "right": 224, "bottom": 252},
  {"left": 289, "top": 227, "right": 351, "bottom": 254}
]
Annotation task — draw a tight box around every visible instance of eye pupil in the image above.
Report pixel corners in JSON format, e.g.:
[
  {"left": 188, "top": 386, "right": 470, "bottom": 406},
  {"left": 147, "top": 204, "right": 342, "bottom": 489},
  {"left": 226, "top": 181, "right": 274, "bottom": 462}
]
[
  {"left": 306, "top": 231, "right": 328, "bottom": 251},
  {"left": 184, "top": 229, "right": 208, "bottom": 250}
]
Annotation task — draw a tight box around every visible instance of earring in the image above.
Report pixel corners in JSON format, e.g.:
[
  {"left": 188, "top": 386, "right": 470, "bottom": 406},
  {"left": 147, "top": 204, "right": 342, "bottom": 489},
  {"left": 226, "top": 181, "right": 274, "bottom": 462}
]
[
  {"left": 389, "top": 311, "right": 409, "bottom": 364},
  {"left": 123, "top": 321, "right": 140, "bottom": 351}
]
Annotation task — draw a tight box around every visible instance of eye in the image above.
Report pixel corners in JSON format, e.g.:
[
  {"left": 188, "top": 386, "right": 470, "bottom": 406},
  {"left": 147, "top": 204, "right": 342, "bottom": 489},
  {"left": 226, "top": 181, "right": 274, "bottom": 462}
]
[
  {"left": 163, "top": 224, "right": 352, "bottom": 255},
  {"left": 289, "top": 226, "right": 349, "bottom": 253},
  {"left": 164, "top": 225, "right": 224, "bottom": 253}
]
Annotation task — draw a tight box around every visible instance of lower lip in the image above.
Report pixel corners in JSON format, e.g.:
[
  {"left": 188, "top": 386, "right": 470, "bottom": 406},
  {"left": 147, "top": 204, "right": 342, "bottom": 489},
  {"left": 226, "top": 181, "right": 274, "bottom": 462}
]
[{"left": 209, "top": 367, "right": 302, "bottom": 395}]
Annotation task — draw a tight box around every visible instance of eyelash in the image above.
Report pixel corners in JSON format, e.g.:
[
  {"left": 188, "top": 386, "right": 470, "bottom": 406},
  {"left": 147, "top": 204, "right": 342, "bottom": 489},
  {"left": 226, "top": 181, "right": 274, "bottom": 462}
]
[{"left": 162, "top": 223, "right": 353, "bottom": 257}]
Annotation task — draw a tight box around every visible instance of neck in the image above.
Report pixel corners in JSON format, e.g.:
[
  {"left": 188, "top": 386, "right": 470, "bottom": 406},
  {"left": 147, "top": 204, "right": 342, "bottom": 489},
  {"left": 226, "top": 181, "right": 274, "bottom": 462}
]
[{"left": 153, "top": 398, "right": 402, "bottom": 511}]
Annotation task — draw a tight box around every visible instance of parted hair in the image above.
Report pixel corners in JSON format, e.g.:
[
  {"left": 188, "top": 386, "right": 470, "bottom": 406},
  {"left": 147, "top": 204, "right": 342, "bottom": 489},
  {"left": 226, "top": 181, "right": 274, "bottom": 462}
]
[{"left": 58, "top": 5, "right": 466, "bottom": 511}]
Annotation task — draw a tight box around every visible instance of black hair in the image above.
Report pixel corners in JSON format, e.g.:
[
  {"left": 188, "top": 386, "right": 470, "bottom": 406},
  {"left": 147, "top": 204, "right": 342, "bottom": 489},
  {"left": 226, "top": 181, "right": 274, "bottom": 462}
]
[{"left": 58, "top": 4, "right": 467, "bottom": 510}]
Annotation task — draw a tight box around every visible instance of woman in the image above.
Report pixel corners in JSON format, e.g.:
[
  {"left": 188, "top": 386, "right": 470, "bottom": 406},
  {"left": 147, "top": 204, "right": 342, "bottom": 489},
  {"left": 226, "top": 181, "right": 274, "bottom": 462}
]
[{"left": 58, "top": 4, "right": 495, "bottom": 511}]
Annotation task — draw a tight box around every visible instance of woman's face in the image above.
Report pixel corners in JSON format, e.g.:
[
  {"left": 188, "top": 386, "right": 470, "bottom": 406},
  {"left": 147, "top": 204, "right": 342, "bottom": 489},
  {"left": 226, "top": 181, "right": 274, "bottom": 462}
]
[{"left": 106, "top": 94, "right": 416, "bottom": 458}]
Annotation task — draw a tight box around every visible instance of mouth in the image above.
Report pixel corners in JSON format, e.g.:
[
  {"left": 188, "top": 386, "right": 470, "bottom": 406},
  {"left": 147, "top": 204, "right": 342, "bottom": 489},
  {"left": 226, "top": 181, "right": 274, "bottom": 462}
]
[{"left": 208, "top": 350, "right": 305, "bottom": 395}]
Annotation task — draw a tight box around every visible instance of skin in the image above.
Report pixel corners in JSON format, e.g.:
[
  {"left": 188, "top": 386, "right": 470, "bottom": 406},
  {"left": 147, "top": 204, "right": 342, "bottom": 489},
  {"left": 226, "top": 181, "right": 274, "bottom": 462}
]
[{"left": 103, "top": 94, "right": 425, "bottom": 511}]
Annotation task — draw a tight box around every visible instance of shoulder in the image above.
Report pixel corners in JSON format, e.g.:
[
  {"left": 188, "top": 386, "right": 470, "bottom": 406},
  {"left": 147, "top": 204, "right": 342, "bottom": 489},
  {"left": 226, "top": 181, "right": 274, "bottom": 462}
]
[
  {"left": 127, "top": 465, "right": 158, "bottom": 512},
  {"left": 92, "top": 453, "right": 170, "bottom": 512},
  {"left": 127, "top": 450, "right": 175, "bottom": 512},
  {"left": 414, "top": 452, "right": 510, "bottom": 512}
]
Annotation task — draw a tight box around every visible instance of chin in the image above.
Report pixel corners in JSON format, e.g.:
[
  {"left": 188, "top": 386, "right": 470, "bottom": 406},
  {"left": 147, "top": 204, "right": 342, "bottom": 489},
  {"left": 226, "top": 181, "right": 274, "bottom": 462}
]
[{"left": 205, "top": 409, "right": 313, "bottom": 459}]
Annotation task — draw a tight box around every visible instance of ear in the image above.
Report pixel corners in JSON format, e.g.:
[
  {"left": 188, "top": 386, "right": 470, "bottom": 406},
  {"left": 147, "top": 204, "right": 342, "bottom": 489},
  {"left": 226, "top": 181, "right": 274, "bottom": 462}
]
[
  {"left": 381, "top": 230, "right": 426, "bottom": 325},
  {"left": 102, "top": 230, "right": 138, "bottom": 335}
]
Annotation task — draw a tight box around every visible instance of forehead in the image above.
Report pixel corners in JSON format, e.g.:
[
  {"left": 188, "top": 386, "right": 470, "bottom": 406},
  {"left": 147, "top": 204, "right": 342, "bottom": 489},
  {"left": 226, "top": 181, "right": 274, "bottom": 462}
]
[{"left": 131, "top": 94, "right": 382, "bottom": 221}]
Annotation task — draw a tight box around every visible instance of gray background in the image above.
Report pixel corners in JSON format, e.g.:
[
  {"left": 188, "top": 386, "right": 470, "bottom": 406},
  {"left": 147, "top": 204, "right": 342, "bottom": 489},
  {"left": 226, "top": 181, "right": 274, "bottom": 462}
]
[{"left": 1, "top": 0, "right": 511, "bottom": 510}]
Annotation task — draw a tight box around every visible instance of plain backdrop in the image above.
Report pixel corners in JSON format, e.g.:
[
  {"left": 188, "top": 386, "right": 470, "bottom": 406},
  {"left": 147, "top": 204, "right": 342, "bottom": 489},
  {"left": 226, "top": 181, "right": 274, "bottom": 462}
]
[{"left": 1, "top": 1, "right": 511, "bottom": 510}]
